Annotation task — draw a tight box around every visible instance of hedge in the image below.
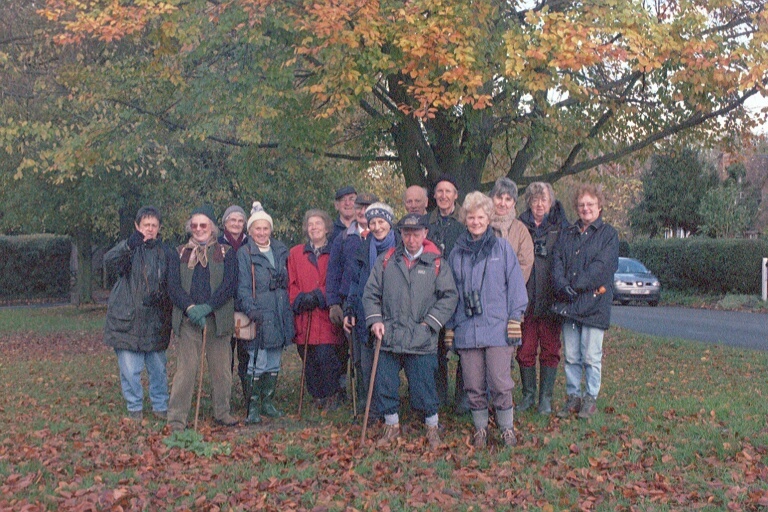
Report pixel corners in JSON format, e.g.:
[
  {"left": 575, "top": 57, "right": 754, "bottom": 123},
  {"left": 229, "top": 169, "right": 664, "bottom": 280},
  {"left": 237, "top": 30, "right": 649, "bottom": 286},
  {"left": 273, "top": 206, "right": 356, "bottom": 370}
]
[
  {"left": 629, "top": 238, "right": 768, "bottom": 294},
  {"left": 0, "top": 235, "right": 72, "bottom": 299}
]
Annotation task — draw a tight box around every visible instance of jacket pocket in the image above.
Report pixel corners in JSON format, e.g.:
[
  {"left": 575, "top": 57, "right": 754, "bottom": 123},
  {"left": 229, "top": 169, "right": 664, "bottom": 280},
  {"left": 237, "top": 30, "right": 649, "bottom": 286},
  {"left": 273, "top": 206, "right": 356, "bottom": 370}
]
[{"left": 106, "top": 278, "right": 134, "bottom": 333}]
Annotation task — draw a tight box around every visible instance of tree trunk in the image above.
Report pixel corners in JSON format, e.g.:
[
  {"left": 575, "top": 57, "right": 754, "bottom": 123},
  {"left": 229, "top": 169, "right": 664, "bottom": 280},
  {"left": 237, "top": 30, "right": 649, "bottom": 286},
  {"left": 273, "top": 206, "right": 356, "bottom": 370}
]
[{"left": 73, "top": 227, "right": 94, "bottom": 304}]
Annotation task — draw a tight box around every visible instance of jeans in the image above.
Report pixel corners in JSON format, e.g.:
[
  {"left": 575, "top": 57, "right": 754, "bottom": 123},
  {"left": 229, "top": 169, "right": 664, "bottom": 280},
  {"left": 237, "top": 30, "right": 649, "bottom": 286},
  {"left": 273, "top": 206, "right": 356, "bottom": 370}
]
[
  {"left": 375, "top": 351, "right": 438, "bottom": 418},
  {"left": 562, "top": 320, "right": 604, "bottom": 398},
  {"left": 248, "top": 347, "right": 283, "bottom": 376},
  {"left": 115, "top": 349, "right": 168, "bottom": 413}
]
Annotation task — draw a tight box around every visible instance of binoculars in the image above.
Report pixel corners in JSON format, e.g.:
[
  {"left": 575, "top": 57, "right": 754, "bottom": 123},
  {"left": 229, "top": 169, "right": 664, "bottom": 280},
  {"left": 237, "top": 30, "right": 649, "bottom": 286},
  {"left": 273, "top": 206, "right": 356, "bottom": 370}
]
[
  {"left": 463, "top": 290, "right": 483, "bottom": 317},
  {"left": 269, "top": 272, "right": 288, "bottom": 290},
  {"left": 534, "top": 239, "right": 548, "bottom": 257}
]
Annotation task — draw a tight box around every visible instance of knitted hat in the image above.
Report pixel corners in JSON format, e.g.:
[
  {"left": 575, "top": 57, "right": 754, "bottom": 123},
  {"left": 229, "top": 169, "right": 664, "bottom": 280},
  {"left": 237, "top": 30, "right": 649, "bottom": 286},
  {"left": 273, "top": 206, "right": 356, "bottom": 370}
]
[
  {"left": 247, "top": 201, "right": 274, "bottom": 230},
  {"left": 190, "top": 204, "right": 216, "bottom": 225},
  {"left": 434, "top": 173, "right": 458, "bottom": 191},
  {"left": 364, "top": 202, "right": 395, "bottom": 227},
  {"left": 335, "top": 186, "right": 357, "bottom": 200},
  {"left": 222, "top": 204, "right": 246, "bottom": 223}
]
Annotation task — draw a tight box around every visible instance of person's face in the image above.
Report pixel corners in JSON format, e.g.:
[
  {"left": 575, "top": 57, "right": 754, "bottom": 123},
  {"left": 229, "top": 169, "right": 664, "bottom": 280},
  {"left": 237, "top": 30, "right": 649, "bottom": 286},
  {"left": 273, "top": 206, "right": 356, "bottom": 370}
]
[
  {"left": 249, "top": 219, "right": 272, "bottom": 245},
  {"left": 465, "top": 208, "right": 490, "bottom": 240},
  {"left": 368, "top": 217, "right": 391, "bottom": 241},
  {"left": 404, "top": 187, "right": 427, "bottom": 215},
  {"left": 306, "top": 216, "right": 328, "bottom": 245},
  {"left": 224, "top": 214, "right": 245, "bottom": 238},
  {"left": 576, "top": 193, "right": 601, "bottom": 226},
  {"left": 335, "top": 193, "right": 357, "bottom": 220},
  {"left": 530, "top": 192, "right": 552, "bottom": 224},
  {"left": 189, "top": 214, "right": 213, "bottom": 244},
  {"left": 355, "top": 204, "right": 369, "bottom": 228},
  {"left": 434, "top": 181, "right": 458, "bottom": 213},
  {"left": 401, "top": 228, "right": 427, "bottom": 254},
  {"left": 493, "top": 193, "right": 516, "bottom": 217},
  {"left": 135, "top": 216, "right": 160, "bottom": 241}
]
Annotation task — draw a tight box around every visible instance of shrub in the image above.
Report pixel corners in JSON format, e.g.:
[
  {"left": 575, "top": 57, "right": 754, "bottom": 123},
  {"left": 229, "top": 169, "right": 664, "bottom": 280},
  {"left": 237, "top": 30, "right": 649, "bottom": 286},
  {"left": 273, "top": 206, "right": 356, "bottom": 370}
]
[
  {"left": 629, "top": 238, "right": 768, "bottom": 294},
  {"left": 0, "top": 235, "right": 71, "bottom": 299}
]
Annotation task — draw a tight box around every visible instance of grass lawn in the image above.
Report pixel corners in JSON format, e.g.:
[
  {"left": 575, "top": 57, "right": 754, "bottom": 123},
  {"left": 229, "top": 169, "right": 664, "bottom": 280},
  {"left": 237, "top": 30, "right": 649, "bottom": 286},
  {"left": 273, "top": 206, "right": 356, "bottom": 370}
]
[{"left": 1, "top": 305, "right": 767, "bottom": 511}]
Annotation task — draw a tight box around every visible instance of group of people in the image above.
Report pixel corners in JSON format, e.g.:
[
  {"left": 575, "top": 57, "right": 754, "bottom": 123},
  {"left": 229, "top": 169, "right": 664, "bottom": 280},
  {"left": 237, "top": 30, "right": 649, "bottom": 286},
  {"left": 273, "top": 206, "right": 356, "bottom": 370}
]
[{"left": 103, "top": 176, "right": 619, "bottom": 449}]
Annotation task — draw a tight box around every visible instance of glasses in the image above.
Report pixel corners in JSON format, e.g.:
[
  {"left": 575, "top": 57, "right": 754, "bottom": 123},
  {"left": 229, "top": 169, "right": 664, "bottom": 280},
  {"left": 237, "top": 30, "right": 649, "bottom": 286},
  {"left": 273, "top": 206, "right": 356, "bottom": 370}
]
[
  {"left": 191, "top": 223, "right": 209, "bottom": 230},
  {"left": 577, "top": 202, "right": 597, "bottom": 209}
]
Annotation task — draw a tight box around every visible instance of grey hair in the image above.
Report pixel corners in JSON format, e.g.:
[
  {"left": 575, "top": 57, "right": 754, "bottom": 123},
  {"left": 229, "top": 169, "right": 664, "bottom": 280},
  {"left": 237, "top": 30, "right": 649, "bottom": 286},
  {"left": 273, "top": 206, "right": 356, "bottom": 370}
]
[
  {"left": 302, "top": 209, "right": 333, "bottom": 239},
  {"left": 525, "top": 182, "right": 556, "bottom": 208},
  {"left": 459, "top": 191, "right": 494, "bottom": 224},
  {"left": 489, "top": 177, "right": 519, "bottom": 202}
]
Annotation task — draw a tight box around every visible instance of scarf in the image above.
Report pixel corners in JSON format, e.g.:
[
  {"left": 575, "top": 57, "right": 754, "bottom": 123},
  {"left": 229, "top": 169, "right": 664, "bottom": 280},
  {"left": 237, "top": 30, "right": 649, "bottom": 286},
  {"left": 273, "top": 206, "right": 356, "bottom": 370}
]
[
  {"left": 185, "top": 237, "right": 216, "bottom": 269},
  {"left": 490, "top": 209, "right": 516, "bottom": 239},
  {"left": 369, "top": 230, "right": 396, "bottom": 272},
  {"left": 224, "top": 231, "right": 245, "bottom": 252}
]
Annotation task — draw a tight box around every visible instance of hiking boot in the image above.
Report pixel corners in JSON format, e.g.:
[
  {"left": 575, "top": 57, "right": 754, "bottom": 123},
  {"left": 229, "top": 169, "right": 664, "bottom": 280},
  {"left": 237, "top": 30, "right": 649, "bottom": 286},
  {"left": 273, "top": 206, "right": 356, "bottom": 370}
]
[
  {"left": 425, "top": 425, "right": 442, "bottom": 449},
  {"left": 168, "top": 421, "right": 185, "bottom": 432},
  {"left": 128, "top": 410, "right": 143, "bottom": 421},
  {"left": 501, "top": 428, "right": 517, "bottom": 447},
  {"left": 472, "top": 428, "right": 487, "bottom": 449},
  {"left": 578, "top": 395, "right": 598, "bottom": 419},
  {"left": 214, "top": 414, "right": 239, "bottom": 427},
  {"left": 556, "top": 395, "right": 582, "bottom": 418},
  {"left": 376, "top": 424, "right": 400, "bottom": 447},
  {"left": 152, "top": 410, "right": 167, "bottom": 420}
]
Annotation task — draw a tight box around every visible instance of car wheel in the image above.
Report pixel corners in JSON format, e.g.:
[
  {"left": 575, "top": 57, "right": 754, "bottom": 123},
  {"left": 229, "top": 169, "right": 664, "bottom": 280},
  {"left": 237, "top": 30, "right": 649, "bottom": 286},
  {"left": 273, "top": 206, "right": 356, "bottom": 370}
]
[{"left": 649, "top": 300, "right": 659, "bottom": 307}]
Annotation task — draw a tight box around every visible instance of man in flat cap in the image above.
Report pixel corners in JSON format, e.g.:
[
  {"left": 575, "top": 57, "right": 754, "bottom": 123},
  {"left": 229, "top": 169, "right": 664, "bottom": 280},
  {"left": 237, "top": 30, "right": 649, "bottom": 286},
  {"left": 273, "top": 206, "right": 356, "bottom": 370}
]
[
  {"left": 362, "top": 213, "right": 458, "bottom": 449},
  {"left": 331, "top": 186, "right": 357, "bottom": 242}
]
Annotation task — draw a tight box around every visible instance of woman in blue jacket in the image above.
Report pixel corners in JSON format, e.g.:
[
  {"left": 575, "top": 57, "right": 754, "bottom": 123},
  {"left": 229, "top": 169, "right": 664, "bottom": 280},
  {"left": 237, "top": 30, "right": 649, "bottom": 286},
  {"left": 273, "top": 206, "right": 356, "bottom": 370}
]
[{"left": 447, "top": 192, "right": 528, "bottom": 449}]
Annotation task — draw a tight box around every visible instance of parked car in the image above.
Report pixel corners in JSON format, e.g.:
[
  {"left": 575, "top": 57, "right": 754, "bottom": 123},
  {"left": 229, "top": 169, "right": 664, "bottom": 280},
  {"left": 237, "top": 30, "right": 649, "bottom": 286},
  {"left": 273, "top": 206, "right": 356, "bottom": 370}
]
[{"left": 613, "top": 257, "right": 661, "bottom": 306}]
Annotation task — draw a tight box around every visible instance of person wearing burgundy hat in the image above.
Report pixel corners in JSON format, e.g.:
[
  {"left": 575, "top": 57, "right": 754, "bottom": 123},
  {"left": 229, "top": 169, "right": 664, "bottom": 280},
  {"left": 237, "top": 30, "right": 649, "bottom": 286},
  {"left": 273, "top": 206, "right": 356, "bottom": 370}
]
[{"left": 166, "top": 204, "right": 238, "bottom": 431}]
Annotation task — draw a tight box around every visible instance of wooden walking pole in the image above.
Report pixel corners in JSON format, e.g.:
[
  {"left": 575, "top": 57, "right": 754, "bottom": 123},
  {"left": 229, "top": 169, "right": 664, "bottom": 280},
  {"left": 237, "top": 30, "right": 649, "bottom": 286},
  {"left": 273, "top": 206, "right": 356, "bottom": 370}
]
[
  {"left": 360, "top": 334, "right": 382, "bottom": 444},
  {"left": 349, "top": 330, "right": 358, "bottom": 417},
  {"left": 297, "top": 314, "right": 312, "bottom": 417},
  {"left": 193, "top": 324, "right": 208, "bottom": 433}
]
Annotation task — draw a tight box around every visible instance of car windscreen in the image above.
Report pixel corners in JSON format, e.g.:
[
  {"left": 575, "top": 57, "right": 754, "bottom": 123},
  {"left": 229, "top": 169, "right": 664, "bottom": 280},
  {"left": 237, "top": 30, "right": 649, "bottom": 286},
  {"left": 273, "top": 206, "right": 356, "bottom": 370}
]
[{"left": 618, "top": 259, "right": 649, "bottom": 273}]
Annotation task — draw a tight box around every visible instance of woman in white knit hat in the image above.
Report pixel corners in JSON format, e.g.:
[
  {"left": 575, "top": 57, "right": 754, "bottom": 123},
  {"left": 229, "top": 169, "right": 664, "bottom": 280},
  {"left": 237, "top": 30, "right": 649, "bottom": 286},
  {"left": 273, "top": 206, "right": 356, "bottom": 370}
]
[{"left": 237, "top": 202, "right": 295, "bottom": 424}]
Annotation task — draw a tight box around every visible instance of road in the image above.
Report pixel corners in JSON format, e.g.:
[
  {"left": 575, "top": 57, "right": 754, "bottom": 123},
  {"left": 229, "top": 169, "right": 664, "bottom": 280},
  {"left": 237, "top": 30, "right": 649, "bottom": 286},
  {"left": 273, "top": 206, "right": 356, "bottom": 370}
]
[{"left": 610, "top": 305, "right": 768, "bottom": 351}]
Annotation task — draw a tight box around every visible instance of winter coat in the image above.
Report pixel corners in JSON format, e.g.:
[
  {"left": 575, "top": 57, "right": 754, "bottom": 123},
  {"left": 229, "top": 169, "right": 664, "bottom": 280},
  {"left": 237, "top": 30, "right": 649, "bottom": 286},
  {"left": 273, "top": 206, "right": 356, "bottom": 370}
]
[
  {"left": 491, "top": 212, "right": 534, "bottom": 283},
  {"left": 237, "top": 239, "right": 295, "bottom": 350},
  {"left": 104, "top": 238, "right": 173, "bottom": 352},
  {"left": 288, "top": 242, "right": 342, "bottom": 345},
  {"left": 551, "top": 217, "right": 619, "bottom": 330},
  {"left": 325, "top": 222, "right": 365, "bottom": 307},
  {"left": 168, "top": 241, "right": 237, "bottom": 338},
  {"left": 427, "top": 206, "right": 464, "bottom": 257},
  {"left": 344, "top": 232, "right": 399, "bottom": 345},
  {"left": 330, "top": 216, "right": 348, "bottom": 244},
  {"left": 447, "top": 230, "right": 528, "bottom": 350},
  {"left": 362, "top": 239, "right": 459, "bottom": 355},
  {"left": 519, "top": 200, "right": 570, "bottom": 319}
]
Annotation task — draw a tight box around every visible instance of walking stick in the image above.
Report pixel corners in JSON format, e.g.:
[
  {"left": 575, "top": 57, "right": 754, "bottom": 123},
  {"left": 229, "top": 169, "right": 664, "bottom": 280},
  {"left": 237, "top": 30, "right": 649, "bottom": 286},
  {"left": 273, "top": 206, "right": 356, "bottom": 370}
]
[
  {"left": 193, "top": 324, "right": 208, "bottom": 433},
  {"left": 360, "top": 333, "right": 383, "bottom": 444},
  {"left": 297, "top": 313, "right": 312, "bottom": 417},
  {"left": 348, "top": 330, "right": 358, "bottom": 417}
]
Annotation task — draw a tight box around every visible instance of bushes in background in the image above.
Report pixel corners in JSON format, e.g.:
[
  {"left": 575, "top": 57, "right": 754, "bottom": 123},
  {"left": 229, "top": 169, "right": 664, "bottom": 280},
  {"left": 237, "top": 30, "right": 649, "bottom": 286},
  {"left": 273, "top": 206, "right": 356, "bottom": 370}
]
[
  {"left": 0, "top": 235, "right": 71, "bottom": 299},
  {"left": 629, "top": 238, "right": 768, "bottom": 294}
]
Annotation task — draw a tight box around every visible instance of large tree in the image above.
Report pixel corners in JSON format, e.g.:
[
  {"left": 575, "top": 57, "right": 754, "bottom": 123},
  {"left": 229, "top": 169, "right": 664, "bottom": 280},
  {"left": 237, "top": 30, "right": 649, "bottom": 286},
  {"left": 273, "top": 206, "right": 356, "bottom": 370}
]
[{"left": 29, "top": 0, "right": 768, "bottom": 194}]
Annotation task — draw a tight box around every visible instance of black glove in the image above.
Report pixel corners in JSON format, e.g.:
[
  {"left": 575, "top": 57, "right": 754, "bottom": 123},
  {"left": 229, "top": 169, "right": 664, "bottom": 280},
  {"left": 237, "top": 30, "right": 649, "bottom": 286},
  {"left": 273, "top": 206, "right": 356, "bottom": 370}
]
[
  {"left": 142, "top": 290, "right": 163, "bottom": 307},
  {"left": 304, "top": 290, "right": 322, "bottom": 311},
  {"left": 247, "top": 309, "right": 263, "bottom": 324},
  {"left": 564, "top": 285, "right": 579, "bottom": 301},
  {"left": 127, "top": 230, "right": 144, "bottom": 249},
  {"left": 293, "top": 292, "right": 309, "bottom": 314}
]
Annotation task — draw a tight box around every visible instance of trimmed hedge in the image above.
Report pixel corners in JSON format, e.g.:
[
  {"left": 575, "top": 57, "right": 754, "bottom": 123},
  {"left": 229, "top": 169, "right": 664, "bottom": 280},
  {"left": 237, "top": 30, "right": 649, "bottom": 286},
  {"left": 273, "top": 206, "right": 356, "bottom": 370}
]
[
  {"left": 0, "top": 235, "right": 72, "bottom": 299},
  {"left": 629, "top": 238, "right": 768, "bottom": 294}
]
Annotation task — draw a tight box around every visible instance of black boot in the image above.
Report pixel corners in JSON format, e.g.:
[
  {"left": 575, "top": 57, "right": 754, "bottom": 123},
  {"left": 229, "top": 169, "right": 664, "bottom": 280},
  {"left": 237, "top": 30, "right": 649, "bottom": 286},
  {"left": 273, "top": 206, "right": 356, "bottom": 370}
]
[
  {"left": 246, "top": 375, "right": 262, "bottom": 424},
  {"left": 516, "top": 366, "right": 537, "bottom": 412},
  {"left": 241, "top": 375, "right": 250, "bottom": 410},
  {"left": 261, "top": 372, "right": 284, "bottom": 418},
  {"left": 538, "top": 366, "right": 557, "bottom": 415}
]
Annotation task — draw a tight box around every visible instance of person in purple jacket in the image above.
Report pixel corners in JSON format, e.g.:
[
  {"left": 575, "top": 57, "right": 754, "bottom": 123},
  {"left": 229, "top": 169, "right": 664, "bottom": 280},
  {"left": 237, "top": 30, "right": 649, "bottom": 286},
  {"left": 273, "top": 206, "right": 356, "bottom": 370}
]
[{"left": 446, "top": 192, "right": 528, "bottom": 449}]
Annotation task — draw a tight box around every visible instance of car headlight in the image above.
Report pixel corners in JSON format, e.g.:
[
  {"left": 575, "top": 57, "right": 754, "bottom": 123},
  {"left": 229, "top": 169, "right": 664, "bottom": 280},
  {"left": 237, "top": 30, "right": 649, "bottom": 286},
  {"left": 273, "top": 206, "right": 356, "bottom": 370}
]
[
  {"left": 652, "top": 281, "right": 660, "bottom": 287},
  {"left": 614, "top": 279, "right": 622, "bottom": 286}
]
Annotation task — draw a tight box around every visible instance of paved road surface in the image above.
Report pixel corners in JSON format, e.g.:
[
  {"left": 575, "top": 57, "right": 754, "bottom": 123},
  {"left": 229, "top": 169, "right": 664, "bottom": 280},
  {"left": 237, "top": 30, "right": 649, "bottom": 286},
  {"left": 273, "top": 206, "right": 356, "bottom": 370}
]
[{"left": 610, "top": 305, "right": 768, "bottom": 351}]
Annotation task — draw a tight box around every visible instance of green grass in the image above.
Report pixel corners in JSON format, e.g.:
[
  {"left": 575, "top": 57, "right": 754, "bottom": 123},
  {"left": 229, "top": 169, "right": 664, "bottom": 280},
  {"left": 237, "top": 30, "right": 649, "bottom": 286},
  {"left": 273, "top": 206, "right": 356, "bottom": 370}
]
[
  {"left": 0, "top": 304, "right": 106, "bottom": 333},
  {"left": 1, "top": 306, "right": 767, "bottom": 510},
  {"left": 661, "top": 290, "right": 768, "bottom": 312}
]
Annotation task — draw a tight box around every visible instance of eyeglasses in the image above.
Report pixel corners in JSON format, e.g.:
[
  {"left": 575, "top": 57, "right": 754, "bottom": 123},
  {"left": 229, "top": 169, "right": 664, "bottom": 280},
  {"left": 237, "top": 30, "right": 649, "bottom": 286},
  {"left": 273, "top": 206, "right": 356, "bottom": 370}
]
[
  {"left": 577, "top": 202, "right": 598, "bottom": 209},
  {"left": 191, "top": 223, "right": 209, "bottom": 230}
]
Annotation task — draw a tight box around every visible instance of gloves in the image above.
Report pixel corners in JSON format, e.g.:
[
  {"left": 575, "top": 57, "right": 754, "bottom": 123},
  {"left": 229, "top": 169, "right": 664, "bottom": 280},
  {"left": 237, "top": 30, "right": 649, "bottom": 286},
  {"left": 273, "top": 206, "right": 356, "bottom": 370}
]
[
  {"left": 506, "top": 319, "right": 522, "bottom": 346},
  {"left": 247, "top": 309, "right": 263, "bottom": 324},
  {"left": 142, "top": 290, "right": 163, "bottom": 307},
  {"left": 293, "top": 290, "right": 324, "bottom": 314},
  {"left": 310, "top": 289, "right": 326, "bottom": 309},
  {"left": 127, "top": 230, "right": 144, "bottom": 249},
  {"left": 563, "top": 285, "right": 579, "bottom": 301},
  {"left": 187, "top": 304, "right": 212, "bottom": 327},
  {"left": 329, "top": 304, "right": 344, "bottom": 326},
  {"left": 443, "top": 329, "right": 455, "bottom": 349},
  {"left": 293, "top": 292, "right": 309, "bottom": 314}
]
